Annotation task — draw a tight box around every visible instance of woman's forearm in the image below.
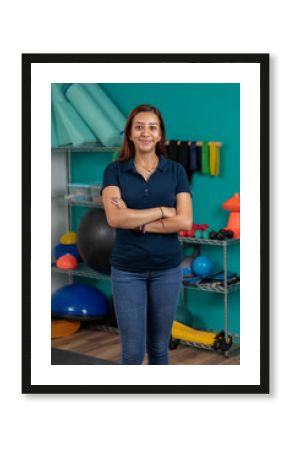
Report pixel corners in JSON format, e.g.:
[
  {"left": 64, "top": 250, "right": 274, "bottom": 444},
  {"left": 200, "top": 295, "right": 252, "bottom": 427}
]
[
  {"left": 110, "top": 207, "right": 164, "bottom": 229},
  {"left": 145, "top": 215, "right": 192, "bottom": 234}
]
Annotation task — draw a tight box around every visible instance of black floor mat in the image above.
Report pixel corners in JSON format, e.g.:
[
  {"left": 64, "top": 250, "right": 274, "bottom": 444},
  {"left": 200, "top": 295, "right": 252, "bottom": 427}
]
[{"left": 51, "top": 348, "right": 117, "bottom": 365}]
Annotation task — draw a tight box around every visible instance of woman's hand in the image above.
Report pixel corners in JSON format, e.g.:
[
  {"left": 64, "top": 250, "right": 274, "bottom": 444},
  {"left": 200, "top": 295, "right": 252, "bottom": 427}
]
[
  {"left": 111, "top": 197, "right": 127, "bottom": 209},
  {"left": 162, "top": 207, "right": 177, "bottom": 219}
]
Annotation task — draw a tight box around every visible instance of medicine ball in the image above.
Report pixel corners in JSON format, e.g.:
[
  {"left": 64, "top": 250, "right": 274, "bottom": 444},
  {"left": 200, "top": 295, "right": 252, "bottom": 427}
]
[
  {"left": 77, "top": 208, "right": 115, "bottom": 275},
  {"left": 192, "top": 256, "right": 214, "bottom": 277}
]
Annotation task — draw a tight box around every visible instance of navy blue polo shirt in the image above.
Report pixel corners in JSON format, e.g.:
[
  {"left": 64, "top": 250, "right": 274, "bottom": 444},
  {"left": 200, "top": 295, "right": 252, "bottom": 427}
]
[{"left": 101, "top": 154, "right": 192, "bottom": 272}]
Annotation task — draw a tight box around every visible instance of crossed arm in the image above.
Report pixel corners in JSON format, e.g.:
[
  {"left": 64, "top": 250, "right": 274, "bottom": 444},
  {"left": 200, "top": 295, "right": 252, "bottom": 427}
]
[{"left": 102, "top": 186, "right": 193, "bottom": 234}]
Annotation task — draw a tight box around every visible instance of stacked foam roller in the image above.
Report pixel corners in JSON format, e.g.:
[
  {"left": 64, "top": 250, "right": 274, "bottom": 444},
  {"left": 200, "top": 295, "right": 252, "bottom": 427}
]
[{"left": 51, "top": 83, "right": 126, "bottom": 148}]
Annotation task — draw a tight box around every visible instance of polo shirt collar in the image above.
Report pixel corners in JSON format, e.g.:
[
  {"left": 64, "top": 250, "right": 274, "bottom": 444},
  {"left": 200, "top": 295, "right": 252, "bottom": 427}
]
[{"left": 122, "top": 154, "right": 168, "bottom": 173}]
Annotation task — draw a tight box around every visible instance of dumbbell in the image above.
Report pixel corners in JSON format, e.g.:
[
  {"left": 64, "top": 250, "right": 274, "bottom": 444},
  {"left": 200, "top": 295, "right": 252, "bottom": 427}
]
[
  {"left": 209, "top": 230, "right": 218, "bottom": 239},
  {"left": 209, "top": 229, "right": 234, "bottom": 240},
  {"left": 218, "top": 229, "right": 234, "bottom": 240}
]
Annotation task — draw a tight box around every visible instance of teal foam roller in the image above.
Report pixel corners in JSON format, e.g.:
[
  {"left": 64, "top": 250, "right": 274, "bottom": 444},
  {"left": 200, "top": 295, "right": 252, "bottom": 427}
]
[
  {"left": 53, "top": 104, "right": 71, "bottom": 146},
  {"left": 51, "top": 107, "right": 59, "bottom": 147},
  {"left": 65, "top": 84, "right": 122, "bottom": 147},
  {"left": 51, "top": 83, "right": 67, "bottom": 104},
  {"left": 52, "top": 84, "right": 96, "bottom": 146},
  {"left": 82, "top": 83, "right": 126, "bottom": 135},
  {"left": 53, "top": 101, "right": 96, "bottom": 147}
]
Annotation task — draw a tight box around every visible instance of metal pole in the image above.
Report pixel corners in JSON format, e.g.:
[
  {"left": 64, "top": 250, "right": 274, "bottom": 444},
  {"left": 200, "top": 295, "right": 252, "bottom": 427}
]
[
  {"left": 67, "top": 150, "right": 72, "bottom": 284},
  {"left": 67, "top": 150, "right": 72, "bottom": 230},
  {"left": 223, "top": 241, "right": 229, "bottom": 357}
]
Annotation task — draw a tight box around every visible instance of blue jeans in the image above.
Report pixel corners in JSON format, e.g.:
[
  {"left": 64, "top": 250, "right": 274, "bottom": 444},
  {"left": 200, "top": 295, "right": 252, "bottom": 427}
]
[{"left": 111, "top": 265, "right": 182, "bottom": 365}]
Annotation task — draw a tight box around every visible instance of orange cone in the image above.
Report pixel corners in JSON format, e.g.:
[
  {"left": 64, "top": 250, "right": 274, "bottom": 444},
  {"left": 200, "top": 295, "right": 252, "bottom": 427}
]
[{"left": 222, "top": 193, "right": 240, "bottom": 238}]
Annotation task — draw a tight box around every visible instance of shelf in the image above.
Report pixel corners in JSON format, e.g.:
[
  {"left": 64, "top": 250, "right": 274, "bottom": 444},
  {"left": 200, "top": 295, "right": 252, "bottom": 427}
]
[
  {"left": 51, "top": 143, "right": 120, "bottom": 153},
  {"left": 51, "top": 195, "right": 103, "bottom": 208},
  {"left": 51, "top": 262, "right": 110, "bottom": 280},
  {"left": 179, "top": 237, "right": 240, "bottom": 246},
  {"left": 51, "top": 262, "right": 239, "bottom": 293},
  {"left": 182, "top": 281, "right": 240, "bottom": 294}
]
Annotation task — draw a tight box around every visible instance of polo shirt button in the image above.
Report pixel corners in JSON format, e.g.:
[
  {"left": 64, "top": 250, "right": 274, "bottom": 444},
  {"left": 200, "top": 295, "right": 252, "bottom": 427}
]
[{"left": 145, "top": 189, "right": 148, "bottom": 192}]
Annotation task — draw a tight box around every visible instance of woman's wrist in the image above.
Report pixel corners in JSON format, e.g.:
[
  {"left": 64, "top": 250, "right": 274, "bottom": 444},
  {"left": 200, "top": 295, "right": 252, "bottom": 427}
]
[{"left": 132, "top": 224, "right": 146, "bottom": 234}]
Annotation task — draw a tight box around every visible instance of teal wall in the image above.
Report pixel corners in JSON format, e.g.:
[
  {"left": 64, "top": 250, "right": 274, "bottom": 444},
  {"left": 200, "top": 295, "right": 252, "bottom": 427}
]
[{"left": 70, "top": 83, "right": 240, "bottom": 334}]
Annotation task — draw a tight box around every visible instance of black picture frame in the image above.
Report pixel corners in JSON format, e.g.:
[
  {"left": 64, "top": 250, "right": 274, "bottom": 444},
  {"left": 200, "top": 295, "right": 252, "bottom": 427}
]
[{"left": 22, "top": 53, "right": 269, "bottom": 394}]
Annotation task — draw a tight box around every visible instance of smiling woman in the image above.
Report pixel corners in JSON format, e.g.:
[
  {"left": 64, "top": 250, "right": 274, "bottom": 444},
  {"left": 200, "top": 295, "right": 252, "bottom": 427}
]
[{"left": 101, "top": 104, "right": 193, "bottom": 365}]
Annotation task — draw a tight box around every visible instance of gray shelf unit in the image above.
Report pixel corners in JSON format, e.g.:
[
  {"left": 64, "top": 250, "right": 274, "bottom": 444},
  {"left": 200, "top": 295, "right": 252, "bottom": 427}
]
[
  {"left": 51, "top": 194, "right": 103, "bottom": 209},
  {"left": 52, "top": 143, "right": 119, "bottom": 153},
  {"left": 51, "top": 261, "right": 240, "bottom": 294},
  {"left": 51, "top": 143, "right": 119, "bottom": 286},
  {"left": 180, "top": 236, "right": 240, "bottom": 356},
  {"left": 51, "top": 143, "right": 120, "bottom": 228}
]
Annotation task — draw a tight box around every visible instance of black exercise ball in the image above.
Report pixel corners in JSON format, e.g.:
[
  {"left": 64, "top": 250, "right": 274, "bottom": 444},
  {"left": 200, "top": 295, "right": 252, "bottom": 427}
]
[{"left": 77, "top": 208, "right": 115, "bottom": 275}]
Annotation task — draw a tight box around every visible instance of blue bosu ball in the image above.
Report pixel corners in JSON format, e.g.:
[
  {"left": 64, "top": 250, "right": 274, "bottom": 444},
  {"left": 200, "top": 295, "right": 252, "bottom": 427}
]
[
  {"left": 51, "top": 284, "right": 109, "bottom": 321},
  {"left": 192, "top": 256, "right": 214, "bottom": 277}
]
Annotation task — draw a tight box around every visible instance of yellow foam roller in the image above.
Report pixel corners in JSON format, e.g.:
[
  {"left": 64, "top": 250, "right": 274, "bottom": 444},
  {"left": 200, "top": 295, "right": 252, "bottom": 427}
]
[
  {"left": 171, "top": 320, "right": 217, "bottom": 346},
  {"left": 60, "top": 231, "right": 77, "bottom": 245}
]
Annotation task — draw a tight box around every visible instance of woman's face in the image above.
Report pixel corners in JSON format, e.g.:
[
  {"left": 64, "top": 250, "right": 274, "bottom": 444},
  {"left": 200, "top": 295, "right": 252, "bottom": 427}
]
[{"left": 129, "top": 112, "right": 162, "bottom": 153}]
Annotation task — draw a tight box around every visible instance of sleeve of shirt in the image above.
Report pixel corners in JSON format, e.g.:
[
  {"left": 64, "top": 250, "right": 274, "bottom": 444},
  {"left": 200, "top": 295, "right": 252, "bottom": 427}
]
[
  {"left": 101, "top": 162, "right": 119, "bottom": 195},
  {"left": 176, "top": 163, "right": 192, "bottom": 197}
]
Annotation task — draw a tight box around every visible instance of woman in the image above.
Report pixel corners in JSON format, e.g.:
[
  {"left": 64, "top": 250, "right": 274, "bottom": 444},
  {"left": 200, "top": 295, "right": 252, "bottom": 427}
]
[{"left": 101, "top": 104, "right": 193, "bottom": 364}]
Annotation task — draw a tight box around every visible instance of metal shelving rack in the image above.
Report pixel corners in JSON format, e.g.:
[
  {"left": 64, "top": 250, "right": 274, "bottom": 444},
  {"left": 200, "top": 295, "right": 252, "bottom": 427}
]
[
  {"left": 51, "top": 144, "right": 240, "bottom": 357},
  {"left": 52, "top": 143, "right": 120, "bottom": 229},
  {"left": 52, "top": 143, "right": 119, "bottom": 153},
  {"left": 51, "top": 195, "right": 103, "bottom": 209},
  {"left": 51, "top": 143, "right": 119, "bottom": 284},
  {"left": 179, "top": 237, "right": 240, "bottom": 356}
]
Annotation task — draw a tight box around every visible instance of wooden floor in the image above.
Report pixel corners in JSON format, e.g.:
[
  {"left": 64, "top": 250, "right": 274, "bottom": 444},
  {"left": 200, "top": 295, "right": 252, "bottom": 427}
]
[{"left": 51, "top": 324, "right": 240, "bottom": 365}]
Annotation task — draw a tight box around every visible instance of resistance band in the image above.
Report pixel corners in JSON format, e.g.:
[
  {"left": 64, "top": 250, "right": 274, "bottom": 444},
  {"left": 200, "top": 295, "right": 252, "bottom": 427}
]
[
  {"left": 201, "top": 142, "right": 210, "bottom": 174},
  {"left": 209, "top": 142, "right": 220, "bottom": 176}
]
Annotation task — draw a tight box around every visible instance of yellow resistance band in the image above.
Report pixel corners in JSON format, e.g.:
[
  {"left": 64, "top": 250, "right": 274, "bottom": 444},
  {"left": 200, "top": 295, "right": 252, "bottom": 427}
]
[{"left": 209, "top": 142, "right": 220, "bottom": 176}]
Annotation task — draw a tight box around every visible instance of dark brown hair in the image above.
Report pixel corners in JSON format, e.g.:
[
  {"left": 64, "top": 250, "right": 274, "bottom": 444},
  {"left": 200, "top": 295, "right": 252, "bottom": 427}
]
[{"left": 117, "top": 104, "right": 166, "bottom": 162}]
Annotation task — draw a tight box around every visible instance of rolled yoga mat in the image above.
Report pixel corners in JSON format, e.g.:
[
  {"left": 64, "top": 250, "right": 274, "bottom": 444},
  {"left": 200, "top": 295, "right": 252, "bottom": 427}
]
[
  {"left": 82, "top": 83, "right": 126, "bottom": 137},
  {"left": 51, "top": 84, "right": 96, "bottom": 147},
  {"left": 178, "top": 141, "right": 191, "bottom": 182},
  {"left": 166, "top": 140, "right": 178, "bottom": 161},
  {"left": 196, "top": 144, "right": 202, "bottom": 171},
  {"left": 201, "top": 142, "right": 210, "bottom": 174},
  {"left": 189, "top": 142, "right": 198, "bottom": 173},
  {"left": 65, "top": 83, "right": 122, "bottom": 147},
  {"left": 209, "top": 142, "right": 220, "bottom": 176}
]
